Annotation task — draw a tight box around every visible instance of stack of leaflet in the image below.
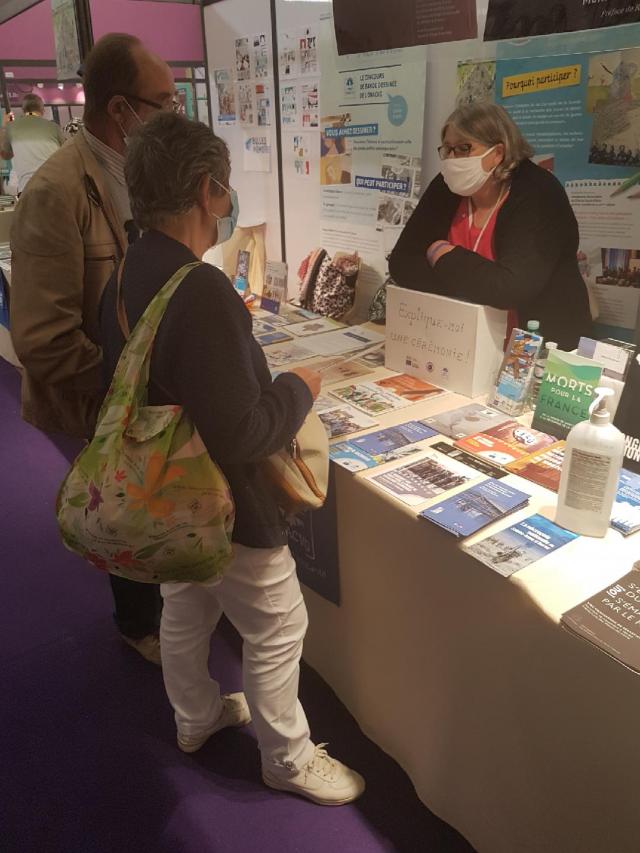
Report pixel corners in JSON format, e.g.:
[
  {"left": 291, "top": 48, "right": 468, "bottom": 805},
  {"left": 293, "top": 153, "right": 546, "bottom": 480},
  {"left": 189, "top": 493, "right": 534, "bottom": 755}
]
[
  {"left": 419, "top": 478, "right": 530, "bottom": 539},
  {"left": 610, "top": 469, "right": 640, "bottom": 536},
  {"left": 454, "top": 420, "right": 556, "bottom": 467},
  {"left": 463, "top": 514, "right": 578, "bottom": 577}
]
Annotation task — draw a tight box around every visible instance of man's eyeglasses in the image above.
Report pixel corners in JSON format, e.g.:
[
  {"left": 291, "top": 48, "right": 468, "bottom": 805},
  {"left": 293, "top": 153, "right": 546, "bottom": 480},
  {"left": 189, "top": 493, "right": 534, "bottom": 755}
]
[
  {"left": 437, "top": 143, "right": 474, "bottom": 160},
  {"left": 117, "top": 93, "right": 180, "bottom": 113}
]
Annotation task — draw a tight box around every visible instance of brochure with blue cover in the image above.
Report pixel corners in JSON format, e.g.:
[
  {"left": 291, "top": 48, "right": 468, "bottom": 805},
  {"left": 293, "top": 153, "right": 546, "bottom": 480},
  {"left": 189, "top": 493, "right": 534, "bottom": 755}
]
[
  {"left": 464, "top": 514, "right": 578, "bottom": 577},
  {"left": 419, "top": 478, "right": 530, "bottom": 538},
  {"left": 611, "top": 469, "right": 640, "bottom": 536},
  {"left": 329, "top": 420, "right": 438, "bottom": 472}
]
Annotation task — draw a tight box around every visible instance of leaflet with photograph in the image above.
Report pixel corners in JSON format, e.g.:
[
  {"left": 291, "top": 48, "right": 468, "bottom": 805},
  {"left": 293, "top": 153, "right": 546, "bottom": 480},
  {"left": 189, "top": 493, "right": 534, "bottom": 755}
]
[
  {"left": 431, "top": 441, "right": 508, "bottom": 480},
  {"left": 464, "top": 514, "right": 578, "bottom": 578},
  {"left": 455, "top": 421, "right": 556, "bottom": 467},
  {"left": 561, "top": 567, "right": 640, "bottom": 675},
  {"left": 420, "top": 478, "right": 530, "bottom": 539},
  {"left": 421, "top": 403, "right": 511, "bottom": 440},
  {"left": 282, "top": 305, "right": 323, "bottom": 322},
  {"left": 318, "top": 405, "right": 378, "bottom": 439},
  {"left": 313, "top": 358, "right": 372, "bottom": 384},
  {"left": 611, "top": 469, "right": 640, "bottom": 536},
  {"left": 264, "top": 341, "right": 315, "bottom": 368},
  {"left": 285, "top": 317, "right": 344, "bottom": 337},
  {"left": 490, "top": 328, "right": 542, "bottom": 416},
  {"left": 505, "top": 442, "right": 566, "bottom": 493},
  {"left": 371, "top": 374, "right": 446, "bottom": 404},
  {"left": 253, "top": 319, "right": 289, "bottom": 337},
  {"left": 354, "top": 347, "right": 385, "bottom": 369},
  {"left": 330, "top": 421, "right": 438, "bottom": 472},
  {"left": 329, "top": 382, "right": 407, "bottom": 415},
  {"left": 250, "top": 308, "right": 290, "bottom": 326},
  {"left": 303, "top": 326, "right": 385, "bottom": 357},
  {"left": 261, "top": 260, "right": 287, "bottom": 314},
  {"left": 254, "top": 329, "right": 293, "bottom": 347},
  {"left": 371, "top": 450, "right": 478, "bottom": 507}
]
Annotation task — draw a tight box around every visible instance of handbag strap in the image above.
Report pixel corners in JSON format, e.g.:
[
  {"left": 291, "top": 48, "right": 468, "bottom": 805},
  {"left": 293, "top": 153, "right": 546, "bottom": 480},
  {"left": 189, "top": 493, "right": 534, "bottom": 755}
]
[
  {"left": 116, "top": 258, "right": 130, "bottom": 340},
  {"left": 95, "top": 260, "right": 202, "bottom": 435}
]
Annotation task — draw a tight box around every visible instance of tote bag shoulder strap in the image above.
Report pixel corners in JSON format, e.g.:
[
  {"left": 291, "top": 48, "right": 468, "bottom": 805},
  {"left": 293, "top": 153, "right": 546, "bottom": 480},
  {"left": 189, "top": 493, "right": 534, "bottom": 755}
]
[{"left": 96, "top": 261, "right": 202, "bottom": 431}]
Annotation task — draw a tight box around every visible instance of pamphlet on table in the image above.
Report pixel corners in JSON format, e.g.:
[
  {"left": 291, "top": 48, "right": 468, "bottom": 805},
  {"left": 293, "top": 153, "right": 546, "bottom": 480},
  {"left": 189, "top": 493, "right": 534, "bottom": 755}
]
[
  {"left": 302, "top": 326, "right": 385, "bottom": 357},
  {"left": 317, "top": 404, "right": 378, "bottom": 439},
  {"left": 561, "top": 566, "right": 640, "bottom": 674},
  {"left": 463, "top": 514, "right": 578, "bottom": 577},
  {"left": 431, "top": 441, "right": 508, "bottom": 480},
  {"left": 329, "top": 375, "right": 444, "bottom": 416},
  {"left": 505, "top": 442, "right": 566, "bottom": 492},
  {"left": 421, "top": 403, "right": 511, "bottom": 440},
  {"left": 286, "top": 317, "right": 343, "bottom": 337},
  {"left": 370, "top": 449, "right": 478, "bottom": 507},
  {"left": 329, "top": 421, "right": 438, "bottom": 471},
  {"left": 264, "top": 341, "right": 315, "bottom": 368},
  {"left": 610, "top": 469, "right": 640, "bottom": 536},
  {"left": 455, "top": 420, "right": 556, "bottom": 466},
  {"left": 419, "top": 479, "right": 530, "bottom": 538}
]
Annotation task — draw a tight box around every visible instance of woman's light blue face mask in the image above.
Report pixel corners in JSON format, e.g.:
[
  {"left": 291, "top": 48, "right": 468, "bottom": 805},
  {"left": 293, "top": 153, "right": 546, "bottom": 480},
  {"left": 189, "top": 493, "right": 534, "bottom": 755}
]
[{"left": 209, "top": 176, "right": 239, "bottom": 244}]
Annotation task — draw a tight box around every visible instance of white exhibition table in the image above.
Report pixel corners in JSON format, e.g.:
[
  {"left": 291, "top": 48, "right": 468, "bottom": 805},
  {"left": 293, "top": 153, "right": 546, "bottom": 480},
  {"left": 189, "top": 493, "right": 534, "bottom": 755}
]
[{"left": 300, "top": 363, "right": 640, "bottom": 853}]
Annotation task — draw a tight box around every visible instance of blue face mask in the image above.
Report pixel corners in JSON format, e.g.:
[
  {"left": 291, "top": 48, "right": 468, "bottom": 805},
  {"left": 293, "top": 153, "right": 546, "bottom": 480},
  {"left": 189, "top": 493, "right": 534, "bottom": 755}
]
[{"left": 210, "top": 177, "right": 239, "bottom": 244}]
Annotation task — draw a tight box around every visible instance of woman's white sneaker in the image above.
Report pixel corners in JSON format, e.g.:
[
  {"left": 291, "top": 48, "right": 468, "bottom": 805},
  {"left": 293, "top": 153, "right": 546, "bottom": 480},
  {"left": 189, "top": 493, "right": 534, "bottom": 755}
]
[
  {"left": 262, "top": 744, "right": 365, "bottom": 806},
  {"left": 177, "top": 692, "right": 251, "bottom": 753}
]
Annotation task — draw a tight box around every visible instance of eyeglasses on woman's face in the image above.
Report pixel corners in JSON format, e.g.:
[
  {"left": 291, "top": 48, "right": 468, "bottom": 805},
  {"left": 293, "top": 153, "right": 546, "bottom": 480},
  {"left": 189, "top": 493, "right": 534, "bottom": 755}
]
[{"left": 437, "top": 142, "right": 474, "bottom": 159}]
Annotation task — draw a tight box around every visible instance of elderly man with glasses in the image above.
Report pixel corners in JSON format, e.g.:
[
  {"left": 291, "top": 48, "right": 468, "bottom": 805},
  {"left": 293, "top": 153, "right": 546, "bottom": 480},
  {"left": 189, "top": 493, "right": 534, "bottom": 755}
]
[{"left": 9, "top": 34, "right": 177, "bottom": 666}]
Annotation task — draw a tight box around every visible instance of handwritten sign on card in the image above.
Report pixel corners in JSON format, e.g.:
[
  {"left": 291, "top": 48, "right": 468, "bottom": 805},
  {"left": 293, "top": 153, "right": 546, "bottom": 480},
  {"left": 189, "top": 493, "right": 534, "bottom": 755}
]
[{"left": 385, "top": 285, "right": 507, "bottom": 397}]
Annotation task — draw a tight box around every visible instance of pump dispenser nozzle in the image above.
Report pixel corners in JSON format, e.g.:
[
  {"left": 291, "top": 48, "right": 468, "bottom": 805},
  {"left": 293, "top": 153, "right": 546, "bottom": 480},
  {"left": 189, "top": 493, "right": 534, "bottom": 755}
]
[{"left": 589, "top": 386, "right": 614, "bottom": 424}]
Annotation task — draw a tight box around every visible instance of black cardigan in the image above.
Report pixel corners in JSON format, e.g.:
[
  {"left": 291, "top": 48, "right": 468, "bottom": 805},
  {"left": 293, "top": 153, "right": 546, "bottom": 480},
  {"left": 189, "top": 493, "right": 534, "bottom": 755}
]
[
  {"left": 99, "top": 230, "right": 313, "bottom": 549},
  {"left": 389, "top": 159, "right": 592, "bottom": 350}
]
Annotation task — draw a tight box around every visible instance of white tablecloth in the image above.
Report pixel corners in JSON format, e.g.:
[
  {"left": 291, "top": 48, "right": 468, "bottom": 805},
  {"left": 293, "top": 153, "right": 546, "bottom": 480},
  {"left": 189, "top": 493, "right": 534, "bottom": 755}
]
[{"left": 301, "top": 371, "right": 640, "bottom": 853}]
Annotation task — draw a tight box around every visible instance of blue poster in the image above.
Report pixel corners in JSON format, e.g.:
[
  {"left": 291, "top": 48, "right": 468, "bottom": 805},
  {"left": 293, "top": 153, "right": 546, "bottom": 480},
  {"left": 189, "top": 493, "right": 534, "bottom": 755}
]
[{"left": 288, "top": 467, "right": 340, "bottom": 605}]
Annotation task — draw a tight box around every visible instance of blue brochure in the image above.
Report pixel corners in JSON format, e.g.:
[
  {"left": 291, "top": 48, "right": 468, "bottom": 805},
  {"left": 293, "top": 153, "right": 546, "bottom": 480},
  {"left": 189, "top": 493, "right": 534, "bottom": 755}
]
[
  {"left": 420, "top": 478, "right": 530, "bottom": 538},
  {"left": 464, "top": 514, "right": 578, "bottom": 577},
  {"left": 611, "top": 468, "right": 640, "bottom": 536},
  {"left": 329, "top": 421, "right": 438, "bottom": 471}
]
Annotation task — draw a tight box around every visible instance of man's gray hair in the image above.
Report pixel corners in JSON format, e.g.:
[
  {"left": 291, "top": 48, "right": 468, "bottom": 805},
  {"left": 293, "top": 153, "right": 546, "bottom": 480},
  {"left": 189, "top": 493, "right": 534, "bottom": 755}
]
[
  {"left": 125, "top": 112, "right": 230, "bottom": 230},
  {"left": 442, "top": 102, "right": 534, "bottom": 181},
  {"left": 22, "top": 93, "right": 44, "bottom": 114}
]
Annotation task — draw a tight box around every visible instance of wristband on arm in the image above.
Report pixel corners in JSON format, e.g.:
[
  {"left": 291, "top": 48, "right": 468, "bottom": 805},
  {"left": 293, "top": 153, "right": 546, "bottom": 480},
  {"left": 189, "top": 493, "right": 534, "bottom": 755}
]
[{"left": 426, "top": 240, "right": 452, "bottom": 266}]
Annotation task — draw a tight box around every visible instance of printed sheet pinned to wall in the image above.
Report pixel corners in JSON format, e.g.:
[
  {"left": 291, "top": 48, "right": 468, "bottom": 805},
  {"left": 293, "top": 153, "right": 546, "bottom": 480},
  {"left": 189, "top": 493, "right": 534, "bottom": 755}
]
[
  {"left": 492, "top": 25, "right": 640, "bottom": 340},
  {"left": 484, "top": 0, "right": 640, "bottom": 41},
  {"left": 318, "top": 14, "right": 427, "bottom": 310},
  {"left": 232, "top": 32, "right": 274, "bottom": 172},
  {"left": 332, "top": 0, "right": 477, "bottom": 54},
  {"left": 213, "top": 69, "right": 237, "bottom": 124}
]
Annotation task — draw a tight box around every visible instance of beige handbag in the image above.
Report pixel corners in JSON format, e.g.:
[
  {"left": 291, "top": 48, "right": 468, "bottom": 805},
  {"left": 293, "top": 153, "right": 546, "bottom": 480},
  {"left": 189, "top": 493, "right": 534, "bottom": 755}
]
[{"left": 263, "top": 411, "right": 330, "bottom": 514}]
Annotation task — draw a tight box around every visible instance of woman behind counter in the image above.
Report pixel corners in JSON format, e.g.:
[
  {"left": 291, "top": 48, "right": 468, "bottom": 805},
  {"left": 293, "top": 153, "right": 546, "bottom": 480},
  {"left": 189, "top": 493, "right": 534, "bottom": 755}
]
[{"left": 389, "top": 102, "right": 592, "bottom": 350}]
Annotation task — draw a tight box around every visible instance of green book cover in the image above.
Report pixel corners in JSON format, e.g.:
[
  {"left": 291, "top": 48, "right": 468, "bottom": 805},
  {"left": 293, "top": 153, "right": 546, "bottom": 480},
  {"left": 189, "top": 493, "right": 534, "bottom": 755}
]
[{"left": 531, "top": 349, "right": 602, "bottom": 439}]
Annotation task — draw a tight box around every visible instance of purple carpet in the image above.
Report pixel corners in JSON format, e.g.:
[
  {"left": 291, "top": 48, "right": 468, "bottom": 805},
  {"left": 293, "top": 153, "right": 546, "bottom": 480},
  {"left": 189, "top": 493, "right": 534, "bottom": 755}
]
[{"left": 0, "top": 357, "right": 474, "bottom": 853}]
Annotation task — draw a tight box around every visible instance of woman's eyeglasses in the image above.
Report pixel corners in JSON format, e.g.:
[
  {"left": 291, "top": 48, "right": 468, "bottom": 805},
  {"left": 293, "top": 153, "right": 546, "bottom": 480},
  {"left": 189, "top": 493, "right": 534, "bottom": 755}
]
[{"left": 437, "top": 143, "right": 474, "bottom": 159}]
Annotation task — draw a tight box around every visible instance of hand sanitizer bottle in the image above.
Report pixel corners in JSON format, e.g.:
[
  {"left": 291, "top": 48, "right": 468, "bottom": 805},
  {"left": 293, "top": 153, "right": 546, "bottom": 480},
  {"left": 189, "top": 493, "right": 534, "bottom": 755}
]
[{"left": 555, "top": 387, "right": 625, "bottom": 537}]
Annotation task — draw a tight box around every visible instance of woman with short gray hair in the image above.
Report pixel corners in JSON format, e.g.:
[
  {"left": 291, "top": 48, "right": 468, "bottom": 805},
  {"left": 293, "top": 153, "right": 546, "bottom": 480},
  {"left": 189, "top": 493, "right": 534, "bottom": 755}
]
[
  {"left": 389, "top": 102, "right": 592, "bottom": 349},
  {"left": 98, "top": 112, "right": 364, "bottom": 805}
]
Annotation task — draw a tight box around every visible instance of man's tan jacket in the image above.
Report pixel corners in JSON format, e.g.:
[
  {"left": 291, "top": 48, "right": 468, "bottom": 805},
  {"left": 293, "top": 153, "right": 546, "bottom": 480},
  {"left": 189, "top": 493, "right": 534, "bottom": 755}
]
[{"left": 10, "top": 131, "right": 127, "bottom": 438}]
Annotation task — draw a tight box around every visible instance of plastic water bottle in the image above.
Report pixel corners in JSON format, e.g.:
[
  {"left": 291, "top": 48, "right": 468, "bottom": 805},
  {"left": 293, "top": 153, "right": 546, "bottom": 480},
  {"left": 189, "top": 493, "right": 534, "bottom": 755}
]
[{"left": 527, "top": 318, "right": 556, "bottom": 409}]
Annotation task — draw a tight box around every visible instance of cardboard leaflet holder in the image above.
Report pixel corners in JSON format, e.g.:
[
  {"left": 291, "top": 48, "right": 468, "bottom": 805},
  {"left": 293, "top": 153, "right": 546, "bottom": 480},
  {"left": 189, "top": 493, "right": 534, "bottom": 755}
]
[{"left": 385, "top": 285, "right": 507, "bottom": 397}]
